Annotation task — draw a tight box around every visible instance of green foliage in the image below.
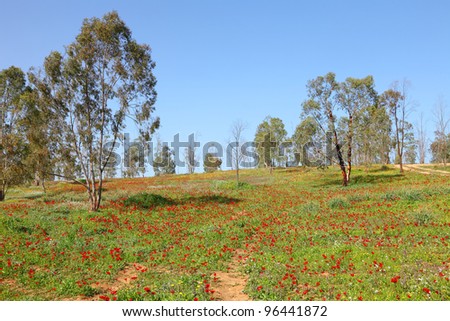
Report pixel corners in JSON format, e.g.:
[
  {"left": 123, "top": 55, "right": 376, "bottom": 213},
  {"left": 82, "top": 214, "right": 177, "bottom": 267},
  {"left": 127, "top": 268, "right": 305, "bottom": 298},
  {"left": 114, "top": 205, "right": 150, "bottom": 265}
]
[
  {"left": 153, "top": 145, "right": 176, "bottom": 176},
  {"left": 204, "top": 153, "right": 222, "bottom": 173},
  {"left": 254, "top": 116, "right": 287, "bottom": 167},
  {"left": 37, "top": 11, "right": 158, "bottom": 210},
  {"left": 211, "top": 180, "right": 254, "bottom": 190},
  {"left": 124, "top": 192, "right": 174, "bottom": 208},
  {"left": 328, "top": 196, "right": 350, "bottom": 209}
]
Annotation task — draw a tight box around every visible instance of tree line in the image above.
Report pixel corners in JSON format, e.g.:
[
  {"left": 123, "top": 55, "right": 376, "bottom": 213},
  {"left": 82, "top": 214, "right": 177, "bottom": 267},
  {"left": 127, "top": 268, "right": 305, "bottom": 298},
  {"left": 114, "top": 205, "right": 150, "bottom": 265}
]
[{"left": 1, "top": 12, "right": 449, "bottom": 209}]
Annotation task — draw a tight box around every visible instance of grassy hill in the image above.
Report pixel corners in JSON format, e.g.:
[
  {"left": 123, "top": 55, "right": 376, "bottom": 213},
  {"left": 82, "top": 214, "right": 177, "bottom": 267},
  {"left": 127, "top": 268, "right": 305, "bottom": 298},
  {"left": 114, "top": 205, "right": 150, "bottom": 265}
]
[{"left": 1, "top": 166, "right": 449, "bottom": 301}]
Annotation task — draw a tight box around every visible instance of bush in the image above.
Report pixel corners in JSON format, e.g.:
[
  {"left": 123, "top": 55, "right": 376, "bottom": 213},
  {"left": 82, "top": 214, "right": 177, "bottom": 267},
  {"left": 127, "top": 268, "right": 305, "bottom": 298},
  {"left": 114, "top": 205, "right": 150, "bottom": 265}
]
[{"left": 124, "top": 193, "right": 174, "bottom": 208}]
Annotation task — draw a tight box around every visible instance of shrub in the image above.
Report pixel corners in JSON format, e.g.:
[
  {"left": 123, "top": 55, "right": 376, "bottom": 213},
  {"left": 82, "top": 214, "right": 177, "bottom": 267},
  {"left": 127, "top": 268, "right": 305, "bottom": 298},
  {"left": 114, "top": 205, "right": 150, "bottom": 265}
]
[{"left": 124, "top": 193, "right": 174, "bottom": 208}]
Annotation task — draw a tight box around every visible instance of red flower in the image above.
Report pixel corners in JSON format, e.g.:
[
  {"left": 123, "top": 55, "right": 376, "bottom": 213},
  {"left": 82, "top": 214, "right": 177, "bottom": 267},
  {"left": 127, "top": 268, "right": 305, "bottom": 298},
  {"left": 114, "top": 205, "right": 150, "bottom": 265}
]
[
  {"left": 257, "top": 286, "right": 263, "bottom": 291},
  {"left": 391, "top": 276, "right": 400, "bottom": 283},
  {"left": 144, "top": 287, "right": 151, "bottom": 293},
  {"left": 423, "top": 288, "right": 431, "bottom": 294}
]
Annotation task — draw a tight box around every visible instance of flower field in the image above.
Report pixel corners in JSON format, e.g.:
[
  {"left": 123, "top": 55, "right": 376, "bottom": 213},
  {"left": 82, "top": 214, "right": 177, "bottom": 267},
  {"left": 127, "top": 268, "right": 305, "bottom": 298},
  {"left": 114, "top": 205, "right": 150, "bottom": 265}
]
[{"left": 1, "top": 166, "right": 449, "bottom": 301}]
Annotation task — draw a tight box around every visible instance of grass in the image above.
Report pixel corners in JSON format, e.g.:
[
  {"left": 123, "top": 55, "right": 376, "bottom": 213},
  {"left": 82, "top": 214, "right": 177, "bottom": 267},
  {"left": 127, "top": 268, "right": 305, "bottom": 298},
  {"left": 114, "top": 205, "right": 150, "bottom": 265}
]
[{"left": 1, "top": 165, "right": 449, "bottom": 301}]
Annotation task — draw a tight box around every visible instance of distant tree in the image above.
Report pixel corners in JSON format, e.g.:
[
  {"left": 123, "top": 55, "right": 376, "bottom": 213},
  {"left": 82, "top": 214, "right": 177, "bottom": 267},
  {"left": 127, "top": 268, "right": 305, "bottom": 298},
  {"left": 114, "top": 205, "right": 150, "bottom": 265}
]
[
  {"left": 39, "top": 12, "right": 158, "bottom": 211},
  {"left": 123, "top": 140, "right": 145, "bottom": 178},
  {"left": 416, "top": 113, "right": 427, "bottom": 164},
  {"left": 204, "top": 152, "right": 222, "bottom": 173},
  {"left": 432, "top": 96, "right": 449, "bottom": 167},
  {"left": 229, "top": 120, "right": 247, "bottom": 183},
  {"left": 403, "top": 128, "right": 417, "bottom": 164},
  {"left": 355, "top": 103, "right": 391, "bottom": 168},
  {"left": 292, "top": 116, "right": 319, "bottom": 166},
  {"left": 184, "top": 134, "right": 199, "bottom": 174},
  {"left": 430, "top": 134, "right": 450, "bottom": 164},
  {"left": 0, "top": 66, "right": 28, "bottom": 201},
  {"left": 254, "top": 116, "right": 287, "bottom": 168},
  {"left": 154, "top": 145, "right": 176, "bottom": 176},
  {"left": 379, "top": 80, "right": 413, "bottom": 174}
]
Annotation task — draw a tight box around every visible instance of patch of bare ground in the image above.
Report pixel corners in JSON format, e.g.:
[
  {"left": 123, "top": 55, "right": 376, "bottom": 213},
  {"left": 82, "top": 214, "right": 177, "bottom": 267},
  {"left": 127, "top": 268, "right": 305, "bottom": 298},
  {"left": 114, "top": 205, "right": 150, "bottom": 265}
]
[
  {"left": 399, "top": 164, "right": 450, "bottom": 176},
  {"left": 211, "top": 248, "right": 251, "bottom": 301},
  {"left": 89, "top": 263, "right": 147, "bottom": 300}
]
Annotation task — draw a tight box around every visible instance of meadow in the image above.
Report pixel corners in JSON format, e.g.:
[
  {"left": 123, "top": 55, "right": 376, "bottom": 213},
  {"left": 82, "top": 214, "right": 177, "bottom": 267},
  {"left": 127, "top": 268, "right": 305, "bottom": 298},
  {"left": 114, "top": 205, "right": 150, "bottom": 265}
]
[{"left": 1, "top": 166, "right": 449, "bottom": 301}]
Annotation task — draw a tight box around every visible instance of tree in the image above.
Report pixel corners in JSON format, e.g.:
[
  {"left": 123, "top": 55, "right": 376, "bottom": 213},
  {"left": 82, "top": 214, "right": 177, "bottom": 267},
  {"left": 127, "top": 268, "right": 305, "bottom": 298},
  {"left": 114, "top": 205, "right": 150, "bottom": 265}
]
[
  {"left": 0, "top": 66, "right": 28, "bottom": 201},
  {"left": 123, "top": 139, "right": 145, "bottom": 178},
  {"left": 379, "top": 80, "right": 412, "bottom": 174},
  {"left": 153, "top": 145, "right": 176, "bottom": 176},
  {"left": 432, "top": 96, "right": 449, "bottom": 167},
  {"left": 292, "top": 116, "right": 319, "bottom": 166},
  {"left": 254, "top": 116, "right": 287, "bottom": 168},
  {"left": 40, "top": 12, "right": 158, "bottom": 211},
  {"left": 204, "top": 153, "right": 222, "bottom": 173},
  {"left": 416, "top": 113, "right": 427, "bottom": 164},
  {"left": 302, "top": 72, "right": 349, "bottom": 185},
  {"left": 184, "top": 134, "right": 199, "bottom": 174},
  {"left": 431, "top": 133, "right": 450, "bottom": 164},
  {"left": 229, "top": 120, "right": 247, "bottom": 184},
  {"left": 336, "top": 76, "right": 377, "bottom": 181}
]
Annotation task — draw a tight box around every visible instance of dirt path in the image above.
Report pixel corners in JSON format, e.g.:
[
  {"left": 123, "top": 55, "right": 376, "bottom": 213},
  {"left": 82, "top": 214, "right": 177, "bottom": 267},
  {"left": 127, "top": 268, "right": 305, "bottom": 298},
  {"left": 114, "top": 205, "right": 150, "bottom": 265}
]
[
  {"left": 399, "top": 164, "right": 450, "bottom": 176},
  {"left": 211, "top": 249, "right": 251, "bottom": 301}
]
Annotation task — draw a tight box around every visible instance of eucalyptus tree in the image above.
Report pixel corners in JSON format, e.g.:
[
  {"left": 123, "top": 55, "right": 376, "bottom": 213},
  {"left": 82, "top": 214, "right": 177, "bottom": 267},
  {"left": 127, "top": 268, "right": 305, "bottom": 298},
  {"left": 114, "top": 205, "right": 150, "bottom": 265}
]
[
  {"left": 336, "top": 76, "right": 377, "bottom": 181},
  {"left": 254, "top": 116, "right": 287, "bottom": 168},
  {"left": 379, "top": 80, "right": 413, "bottom": 174},
  {"left": 0, "top": 66, "right": 28, "bottom": 201},
  {"left": 302, "top": 72, "right": 349, "bottom": 185},
  {"left": 40, "top": 11, "right": 159, "bottom": 211}
]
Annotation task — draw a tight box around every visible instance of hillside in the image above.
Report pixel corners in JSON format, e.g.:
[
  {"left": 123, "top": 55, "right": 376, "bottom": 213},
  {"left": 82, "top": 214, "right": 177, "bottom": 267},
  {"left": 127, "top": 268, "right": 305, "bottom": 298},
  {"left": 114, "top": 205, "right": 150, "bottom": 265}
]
[{"left": 1, "top": 166, "right": 449, "bottom": 301}]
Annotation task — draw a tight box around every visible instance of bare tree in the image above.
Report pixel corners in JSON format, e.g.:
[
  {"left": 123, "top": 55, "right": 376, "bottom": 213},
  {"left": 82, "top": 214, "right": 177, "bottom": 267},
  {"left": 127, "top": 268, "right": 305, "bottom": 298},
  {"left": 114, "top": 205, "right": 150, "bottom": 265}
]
[
  {"left": 229, "top": 120, "right": 247, "bottom": 184},
  {"left": 432, "top": 96, "right": 449, "bottom": 167},
  {"left": 416, "top": 113, "right": 427, "bottom": 164}
]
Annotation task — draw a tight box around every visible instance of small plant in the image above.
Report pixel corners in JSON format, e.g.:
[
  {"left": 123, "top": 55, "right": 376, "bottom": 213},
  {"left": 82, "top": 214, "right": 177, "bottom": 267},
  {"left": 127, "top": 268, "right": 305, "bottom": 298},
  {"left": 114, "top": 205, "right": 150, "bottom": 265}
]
[
  {"left": 410, "top": 209, "right": 434, "bottom": 226},
  {"left": 381, "top": 191, "right": 400, "bottom": 201},
  {"left": 399, "top": 189, "right": 425, "bottom": 202},
  {"left": 328, "top": 197, "right": 350, "bottom": 209},
  {"left": 301, "top": 201, "right": 320, "bottom": 215},
  {"left": 124, "top": 193, "right": 174, "bottom": 208}
]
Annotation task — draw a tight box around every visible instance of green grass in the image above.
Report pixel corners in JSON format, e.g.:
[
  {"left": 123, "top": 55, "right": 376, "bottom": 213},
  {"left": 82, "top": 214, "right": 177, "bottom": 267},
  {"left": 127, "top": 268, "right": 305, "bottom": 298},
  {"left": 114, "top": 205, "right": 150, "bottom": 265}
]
[{"left": 1, "top": 166, "right": 449, "bottom": 301}]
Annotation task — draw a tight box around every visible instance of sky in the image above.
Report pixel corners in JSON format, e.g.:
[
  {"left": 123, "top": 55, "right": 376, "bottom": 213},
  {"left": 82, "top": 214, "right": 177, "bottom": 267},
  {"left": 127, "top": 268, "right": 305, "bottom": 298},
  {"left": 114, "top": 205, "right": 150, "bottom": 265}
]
[{"left": 1, "top": 0, "right": 449, "bottom": 172}]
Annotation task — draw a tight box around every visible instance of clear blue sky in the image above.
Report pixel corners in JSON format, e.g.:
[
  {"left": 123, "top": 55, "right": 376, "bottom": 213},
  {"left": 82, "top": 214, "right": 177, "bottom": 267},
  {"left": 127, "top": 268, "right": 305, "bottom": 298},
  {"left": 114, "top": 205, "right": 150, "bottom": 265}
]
[{"left": 1, "top": 0, "right": 449, "bottom": 171}]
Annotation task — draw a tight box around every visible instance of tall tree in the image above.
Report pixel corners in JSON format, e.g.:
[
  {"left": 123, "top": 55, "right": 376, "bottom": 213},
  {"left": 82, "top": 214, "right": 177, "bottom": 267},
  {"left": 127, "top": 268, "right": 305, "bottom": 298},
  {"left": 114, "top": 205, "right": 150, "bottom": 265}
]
[
  {"left": 0, "top": 66, "right": 28, "bottom": 201},
  {"left": 336, "top": 76, "right": 377, "bottom": 181},
  {"left": 40, "top": 12, "right": 158, "bottom": 211},
  {"left": 302, "top": 72, "right": 349, "bottom": 185}
]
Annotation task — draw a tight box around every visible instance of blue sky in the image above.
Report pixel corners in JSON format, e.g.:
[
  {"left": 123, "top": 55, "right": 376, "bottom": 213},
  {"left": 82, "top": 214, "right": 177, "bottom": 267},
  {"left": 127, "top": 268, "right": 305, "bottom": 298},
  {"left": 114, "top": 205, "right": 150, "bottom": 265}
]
[{"left": 1, "top": 0, "right": 449, "bottom": 171}]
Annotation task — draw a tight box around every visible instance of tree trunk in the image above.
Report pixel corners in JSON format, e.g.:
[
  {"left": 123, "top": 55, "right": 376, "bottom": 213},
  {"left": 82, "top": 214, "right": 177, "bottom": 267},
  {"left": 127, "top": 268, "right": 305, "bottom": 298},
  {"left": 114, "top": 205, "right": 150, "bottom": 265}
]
[{"left": 0, "top": 190, "right": 4, "bottom": 202}]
